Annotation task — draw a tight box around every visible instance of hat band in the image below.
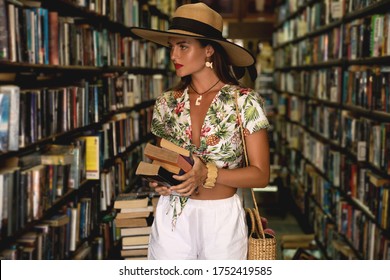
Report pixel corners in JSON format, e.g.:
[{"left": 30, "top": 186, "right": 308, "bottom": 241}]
[{"left": 169, "top": 17, "right": 224, "bottom": 39}]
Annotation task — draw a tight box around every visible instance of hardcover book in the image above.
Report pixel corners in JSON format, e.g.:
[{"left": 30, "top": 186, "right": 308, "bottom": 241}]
[
  {"left": 0, "top": 86, "right": 20, "bottom": 151},
  {"left": 160, "top": 138, "right": 194, "bottom": 166},
  {"left": 120, "top": 248, "right": 148, "bottom": 257},
  {"left": 113, "top": 194, "right": 149, "bottom": 209},
  {"left": 0, "top": 92, "right": 10, "bottom": 152},
  {"left": 144, "top": 142, "right": 193, "bottom": 173},
  {"left": 122, "top": 235, "right": 150, "bottom": 246},
  {"left": 135, "top": 161, "right": 181, "bottom": 187},
  {"left": 115, "top": 217, "right": 148, "bottom": 228},
  {"left": 120, "top": 226, "right": 152, "bottom": 237},
  {"left": 0, "top": 0, "right": 9, "bottom": 61}
]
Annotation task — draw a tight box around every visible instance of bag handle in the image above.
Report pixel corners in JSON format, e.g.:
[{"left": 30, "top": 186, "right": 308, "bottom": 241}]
[
  {"left": 245, "top": 208, "right": 257, "bottom": 237},
  {"left": 235, "top": 92, "right": 266, "bottom": 239}
]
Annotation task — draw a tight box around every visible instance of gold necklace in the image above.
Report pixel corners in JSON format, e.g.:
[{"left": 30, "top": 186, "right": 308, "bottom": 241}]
[{"left": 190, "top": 79, "right": 220, "bottom": 106}]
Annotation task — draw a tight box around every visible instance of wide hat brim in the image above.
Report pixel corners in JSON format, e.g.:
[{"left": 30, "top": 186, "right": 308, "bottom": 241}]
[{"left": 130, "top": 27, "right": 255, "bottom": 67}]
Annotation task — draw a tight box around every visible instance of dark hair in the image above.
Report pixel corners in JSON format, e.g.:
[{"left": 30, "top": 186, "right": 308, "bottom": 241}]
[{"left": 173, "top": 39, "right": 240, "bottom": 92}]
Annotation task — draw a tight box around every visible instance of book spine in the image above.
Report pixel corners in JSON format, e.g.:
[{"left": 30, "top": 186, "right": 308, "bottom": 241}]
[
  {"left": 0, "top": 92, "right": 10, "bottom": 152},
  {"left": 0, "top": 86, "right": 20, "bottom": 151},
  {"left": 48, "top": 11, "right": 59, "bottom": 65},
  {"left": 0, "top": 0, "right": 9, "bottom": 60}
]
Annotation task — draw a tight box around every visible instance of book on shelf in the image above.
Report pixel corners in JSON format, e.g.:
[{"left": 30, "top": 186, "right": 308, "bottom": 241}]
[
  {"left": 122, "top": 235, "right": 150, "bottom": 247},
  {"left": 48, "top": 11, "right": 59, "bottom": 65},
  {"left": 113, "top": 194, "right": 149, "bottom": 209},
  {"left": 120, "top": 248, "right": 148, "bottom": 258},
  {"left": 115, "top": 217, "right": 148, "bottom": 228},
  {"left": 40, "top": 144, "right": 74, "bottom": 165},
  {"left": 116, "top": 205, "right": 153, "bottom": 219},
  {"left": 0, "top": 91, "right": 10, "bottom": 152},
  {"left": 0, "top": 85, "right": 20, "bottom": 151},
  {"left": 119, "top": 205, "right": 153, "bottom": 214},
  {"left": 0, "top": 0, "right": 8, "bottom": 61},
  {"left": 122, "top": 244, "right": 149, "bottom": 250},
  {"left": 135, "top": 161, "right": 181, "bottom": 187},
  {"left": 78, "top": 135, "right": 100, "bottom": 180},
  {"left": 116, "top": 211, "right": 151, "bottom": 219},
  {"left": 120, "top": 226, "right": 152, "bottom": 237}
]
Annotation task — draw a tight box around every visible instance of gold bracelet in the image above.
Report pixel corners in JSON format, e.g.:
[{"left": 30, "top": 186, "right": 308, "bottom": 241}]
[{"left": 203, "top": 162, "right": 218, "bottom": 189}]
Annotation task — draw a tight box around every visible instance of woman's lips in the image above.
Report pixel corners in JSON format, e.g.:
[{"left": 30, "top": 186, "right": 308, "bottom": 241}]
[{"left": 174, "top": 64, "right": 183, "bottom": 69}]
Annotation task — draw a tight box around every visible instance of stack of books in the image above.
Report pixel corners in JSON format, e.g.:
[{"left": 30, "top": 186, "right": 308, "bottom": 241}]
[
  {"left": 113, "top": 193, "right": 152, "bottom": 260},
  {"left": 135, "top": 139, "right": 194, "bottom": 186}
]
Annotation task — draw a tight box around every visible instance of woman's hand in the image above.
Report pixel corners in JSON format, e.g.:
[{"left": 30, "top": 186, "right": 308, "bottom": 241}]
[
  {"left": 149, "top": 181, "right": 172, "bottom": 196},
  {"left": 170, "top": 156, "right": 207, "bottom": 196}
]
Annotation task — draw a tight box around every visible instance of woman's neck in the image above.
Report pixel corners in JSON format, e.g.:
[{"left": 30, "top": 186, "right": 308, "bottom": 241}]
[{"left": 190, "top": 72, "right": 220, "bottom": 92}]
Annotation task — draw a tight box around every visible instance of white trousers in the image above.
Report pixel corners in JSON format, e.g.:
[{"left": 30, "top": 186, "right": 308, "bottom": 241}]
[{"left": 148, "top": 194, "right": 248, "bottom": 260}]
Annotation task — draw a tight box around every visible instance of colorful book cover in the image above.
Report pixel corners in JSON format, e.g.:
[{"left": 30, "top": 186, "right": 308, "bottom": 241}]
[
  {"left": 0, "top": 85, "right": 20, "bottom": 151},
  {"left": 0, "top": 93, "right": 10, "bottom": 152},
  {"left": 0, "top": 0, "right": 9, "bottom": 61}
]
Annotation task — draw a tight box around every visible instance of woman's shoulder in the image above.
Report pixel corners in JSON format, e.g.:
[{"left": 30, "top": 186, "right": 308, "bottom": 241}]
[{"left": 223, "top": 84, "right": 262, "bottom": 102}]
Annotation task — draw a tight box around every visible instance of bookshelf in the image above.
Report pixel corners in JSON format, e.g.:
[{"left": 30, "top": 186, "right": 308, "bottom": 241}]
[
  {"left": 273, "top": 0, "right": 390, "bottom": 259},
  {"left": 0, "top": 0, "right": 173, "bottom": 259}
]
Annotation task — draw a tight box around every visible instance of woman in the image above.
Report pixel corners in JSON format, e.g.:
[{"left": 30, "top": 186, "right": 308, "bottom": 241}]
[{"left": 131, "top": 3, "right": 270, "bottom": 260}]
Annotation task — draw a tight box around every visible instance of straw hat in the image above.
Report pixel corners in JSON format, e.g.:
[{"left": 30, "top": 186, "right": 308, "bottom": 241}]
[{"left": 130, "top": 3, "right": 255, "bottom": 67}]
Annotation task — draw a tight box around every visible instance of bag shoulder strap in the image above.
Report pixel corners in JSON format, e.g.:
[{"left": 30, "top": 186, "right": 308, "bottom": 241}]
[{"left": 235, "top": 91, "right": 266, "bottom": 239}]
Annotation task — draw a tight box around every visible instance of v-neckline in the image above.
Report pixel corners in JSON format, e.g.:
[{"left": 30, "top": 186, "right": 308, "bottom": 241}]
[{"left": 185, "top": 85, "right": 225, "bottom": 149}]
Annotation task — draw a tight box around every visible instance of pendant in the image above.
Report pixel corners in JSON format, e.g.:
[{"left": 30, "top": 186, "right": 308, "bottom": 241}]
[{"left": 195, "top": 95, "right": 202, "bottom": 106}]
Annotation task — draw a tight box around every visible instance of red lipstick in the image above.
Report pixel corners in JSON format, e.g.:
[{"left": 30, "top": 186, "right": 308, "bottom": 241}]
[{"left": 174, "top": 64, "right": 183, "bottom": 69}]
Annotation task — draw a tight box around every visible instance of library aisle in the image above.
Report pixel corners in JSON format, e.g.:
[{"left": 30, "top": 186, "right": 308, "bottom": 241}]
[{"left": 255, "top": 188, "right": 308, "bottom": 260}]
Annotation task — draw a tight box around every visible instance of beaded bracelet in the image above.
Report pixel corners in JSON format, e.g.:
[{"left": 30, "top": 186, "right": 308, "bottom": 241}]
[{"left": 203, "top": 162, "right": 218, "bottom": 189}]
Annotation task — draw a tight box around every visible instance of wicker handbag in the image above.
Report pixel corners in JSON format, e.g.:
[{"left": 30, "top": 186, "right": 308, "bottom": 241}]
[
  {"left": 235, "top": 92, "right": 277, "bottom": 260},
  {"left": 245, "top": 203, "right": 277, "bottom": 260}
]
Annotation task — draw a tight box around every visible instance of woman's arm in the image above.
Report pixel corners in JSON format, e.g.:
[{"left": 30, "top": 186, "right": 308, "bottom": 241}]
[{"left": 217, "top": 129, "right": 270, "bottom": 189}]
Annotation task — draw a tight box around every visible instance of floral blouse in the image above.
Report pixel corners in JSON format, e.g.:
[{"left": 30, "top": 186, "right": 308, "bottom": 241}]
[
  {"left": 150, "top": 84, "right": 269, "bottom": 228},
  {"left": 151, "top": 84, "right": 269, "bottom": 167}
]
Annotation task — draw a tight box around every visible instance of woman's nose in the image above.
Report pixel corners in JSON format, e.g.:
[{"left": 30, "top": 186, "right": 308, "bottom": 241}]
[{"left": 170, "top": 47, "right": 178, "bottom": 60}]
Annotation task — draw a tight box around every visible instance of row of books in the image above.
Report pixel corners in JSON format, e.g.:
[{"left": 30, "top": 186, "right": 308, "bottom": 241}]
[
  {"left": 307, "top": 158, "right": 390, "bottom": 231},
  {"left": 276, "top": 0, "right": 343, "bottom": 44},
  {"left": 0, "top": 0, "right": 168, "bottom": 68},
  {"left": 290, "top": 156, "right": 390, "bottom": 259},
  {"left": 278, "top": 0, "right": 387, "bottom": 25},
  {"left": 342, "top": 66, "right": 390, "bottom": 112},
  {"left": 99, "top": 145, "right": 146, "bottom": 211},
  {"left": 0, "top": 181, "right": 112, "bottom": 259},
  {"left": 274, "top": 12, "right": 390, "bottom": 67},
  {"left": 276, "top": 0, "right": 351, "bottom": 27},
  {"left": 284, "top": 117, "right": 390, "bottom": 176},
  {"left": 72, "top": 0, "right": 142, "bottom": 27},
  {"left": 0, "top": 84, "right": 100, "bottom": 152},
  {"left": 0, "top": 137, "right": 103, "bottom": 239},
  {"left": 104, "top": 73, "right": 165, "bottom": 111},
  {"left": 100, "top": 107, "right": 152, "bottom": 160},
  {"left": 276, "top": 66, "right": 390, "bottom": 115},
  {"left": 311, "top": 200, "right": 390, "bottom": 260},
  {"left": 275, "top": 67, "right": 343, "bottom": 103},
  {"left": 275, "top": 0, "right": 390, "bottom": 48},
  {"left": 0, "top": 81, "right": 155, "bottom": 153},
  {"left": 69, "top": 0, "right": 172, "bottom": 28}
]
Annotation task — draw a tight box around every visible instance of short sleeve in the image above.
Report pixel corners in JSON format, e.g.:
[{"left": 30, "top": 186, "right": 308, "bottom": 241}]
[
  {"left": 238, "top": 89, "right": 269, "bottom": 134},
  {"left": 150, "top": 92, "right": 173, "bottom": 139}
]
